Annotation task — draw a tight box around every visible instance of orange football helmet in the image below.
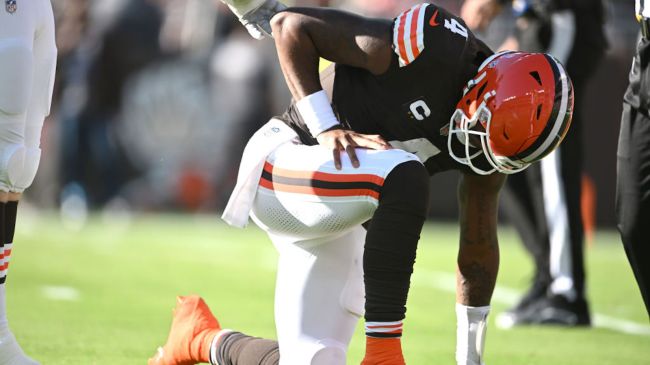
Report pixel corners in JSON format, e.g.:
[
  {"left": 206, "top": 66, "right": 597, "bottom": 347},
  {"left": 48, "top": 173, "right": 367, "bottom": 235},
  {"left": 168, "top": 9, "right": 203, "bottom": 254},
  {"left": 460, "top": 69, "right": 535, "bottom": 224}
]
[{"left": 448, "top": 51, "right": 574, "bottom": 175}]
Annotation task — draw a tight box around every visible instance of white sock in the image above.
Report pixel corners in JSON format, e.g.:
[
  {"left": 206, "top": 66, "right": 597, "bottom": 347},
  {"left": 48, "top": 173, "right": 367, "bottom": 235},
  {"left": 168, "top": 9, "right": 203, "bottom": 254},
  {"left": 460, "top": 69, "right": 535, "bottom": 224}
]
[
  {"left": 0, "top": 286, "right": 7, "bottom": 330},
  {"left": 456, "top": 303, "right": 490, "bottom": 365},
  {"left": 0, "top": 283, "right": 38, "bottom": 365},
  {"left": 209, "top": 329, "right": 233, "bottom": 365},
  {"left": 549, "top": 277, "right": 577, "bottom": 302}
]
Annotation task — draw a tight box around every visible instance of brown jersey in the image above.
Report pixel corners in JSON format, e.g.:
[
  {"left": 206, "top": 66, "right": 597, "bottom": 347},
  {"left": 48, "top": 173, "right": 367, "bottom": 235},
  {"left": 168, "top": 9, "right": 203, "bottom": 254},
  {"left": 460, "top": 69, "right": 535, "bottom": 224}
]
[{"left": 278, "top": 3, "right": 494, "bottom": 175}]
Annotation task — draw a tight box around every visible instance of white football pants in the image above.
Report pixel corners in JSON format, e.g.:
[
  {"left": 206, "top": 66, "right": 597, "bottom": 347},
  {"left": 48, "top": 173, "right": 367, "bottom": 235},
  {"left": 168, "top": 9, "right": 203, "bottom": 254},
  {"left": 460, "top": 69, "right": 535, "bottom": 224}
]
[
  {"left": 0, "top": 0, "right": 57, "bottom": 193},
  {"left": 248, "top": 138, "right": 419, "bottom": 365}
]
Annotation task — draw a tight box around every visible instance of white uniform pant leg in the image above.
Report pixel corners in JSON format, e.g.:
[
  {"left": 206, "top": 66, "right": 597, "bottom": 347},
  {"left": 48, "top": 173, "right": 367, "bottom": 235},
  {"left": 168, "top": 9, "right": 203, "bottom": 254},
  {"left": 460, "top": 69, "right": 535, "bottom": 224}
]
[
  {"left": 21, "top": 0, "right": 56, "bottom": 193},
  {"left": 0, "top": 0, "right": 56, "bottom": 193},
  {"left": 249, "top": 142, "right": 419, "bottom": 365},
  {"left": 265, "top": 227, "right": 365, "bottom": 365}
]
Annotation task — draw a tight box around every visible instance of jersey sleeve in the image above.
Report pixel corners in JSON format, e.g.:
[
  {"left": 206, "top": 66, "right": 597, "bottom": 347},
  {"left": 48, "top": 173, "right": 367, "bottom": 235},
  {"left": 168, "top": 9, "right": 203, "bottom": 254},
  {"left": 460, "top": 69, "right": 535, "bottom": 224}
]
[
  {"left": 392, "top": 3, "right": 431, "bottom": 68},
  {"left": 391, "top": 3, "right": 469, "bottom": 68}
]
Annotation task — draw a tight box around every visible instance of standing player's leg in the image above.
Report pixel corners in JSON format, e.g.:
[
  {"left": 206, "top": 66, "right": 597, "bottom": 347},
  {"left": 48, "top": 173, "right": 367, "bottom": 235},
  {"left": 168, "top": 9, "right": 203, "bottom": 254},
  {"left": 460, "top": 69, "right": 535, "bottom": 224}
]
[
  {"left": 525, "top": 43, "right": 602, "bottom": 325},
  {"left": 0, "top": 1, "right": 56, "bottom": 364},
  {"left": 498, "top": 31, "right": 602, "bottom": 327},
  {"left": 617, "top": 102, "right": 650, "bottom": 317},
  {"left": 617, "top": 37, "right": 650, "bottom": 316}
]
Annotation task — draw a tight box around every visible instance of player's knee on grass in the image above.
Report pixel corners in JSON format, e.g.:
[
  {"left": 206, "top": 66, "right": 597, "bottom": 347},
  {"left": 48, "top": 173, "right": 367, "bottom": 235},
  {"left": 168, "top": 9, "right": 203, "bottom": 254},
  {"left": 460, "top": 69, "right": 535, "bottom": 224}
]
[
  {"left": 283, "top": 339, "right": 346, "bottom": 365},
  {"left": 310, "top": 345, "right": 346, "bottom": 365}
]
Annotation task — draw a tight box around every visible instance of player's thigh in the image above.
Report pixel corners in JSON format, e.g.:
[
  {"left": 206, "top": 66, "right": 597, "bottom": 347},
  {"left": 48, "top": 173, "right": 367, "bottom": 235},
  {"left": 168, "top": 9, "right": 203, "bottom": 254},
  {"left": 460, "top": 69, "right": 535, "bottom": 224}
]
[
  {"left": 0, "top": 0, "right": 55, "bottom": 193},
  {"left": 0, "top": 1, "right": 41, "bottom": 118},
  {"left": 27, "top": 0, "right": 56, "bottom": 133},
  {"left": 0, "top": 0, "right": 55, "bottom": 125},
  {"left": 251, "top": 143, "right": 418, "bottom": 241},
  {"left": 0, "top": 5, "right": 34, "bottom": 193},
  {"left": 16, "top": 9, "right": 56, "bottom": 192},
  {"left": 270, "top": 226, "right": 365, "bottom": 365}
]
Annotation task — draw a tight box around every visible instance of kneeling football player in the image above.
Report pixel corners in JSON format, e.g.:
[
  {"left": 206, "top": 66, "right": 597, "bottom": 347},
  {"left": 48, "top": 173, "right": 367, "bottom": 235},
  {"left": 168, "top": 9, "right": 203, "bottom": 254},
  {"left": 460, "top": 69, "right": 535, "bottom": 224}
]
[{"left": 150, "top": 1, "right": 574, "bottom": 364}]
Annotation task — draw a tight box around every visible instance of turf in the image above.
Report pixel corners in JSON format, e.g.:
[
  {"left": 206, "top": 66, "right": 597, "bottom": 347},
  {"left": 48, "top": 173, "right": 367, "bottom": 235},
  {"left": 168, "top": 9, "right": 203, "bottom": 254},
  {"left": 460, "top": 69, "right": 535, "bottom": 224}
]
[{"left": 6, "top": 212, "right": 649, "bottom": 364}]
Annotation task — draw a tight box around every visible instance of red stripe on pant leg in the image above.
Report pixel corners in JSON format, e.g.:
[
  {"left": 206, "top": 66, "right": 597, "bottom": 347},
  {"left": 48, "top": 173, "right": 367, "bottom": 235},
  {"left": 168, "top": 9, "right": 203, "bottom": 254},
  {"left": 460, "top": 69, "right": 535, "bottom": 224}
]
[
  {"left": 269, "top": 182, "right": 380, "bottom": 200},
  {"left": 264, "top": 162, "right": 385, "bottom": 186}
]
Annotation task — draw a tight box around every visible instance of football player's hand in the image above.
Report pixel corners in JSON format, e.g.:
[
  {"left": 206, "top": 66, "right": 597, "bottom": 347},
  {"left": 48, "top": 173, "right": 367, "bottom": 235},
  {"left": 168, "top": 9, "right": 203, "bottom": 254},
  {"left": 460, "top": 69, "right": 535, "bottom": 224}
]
[
  {"left": 460, "top": 0, "right": 503, "bottom": 31},
  {"left": 316, "top": 128, "right": 392, "bottom": 170},
  {"left": 222, "top": 0, "right": 287, "bottom": 39}
]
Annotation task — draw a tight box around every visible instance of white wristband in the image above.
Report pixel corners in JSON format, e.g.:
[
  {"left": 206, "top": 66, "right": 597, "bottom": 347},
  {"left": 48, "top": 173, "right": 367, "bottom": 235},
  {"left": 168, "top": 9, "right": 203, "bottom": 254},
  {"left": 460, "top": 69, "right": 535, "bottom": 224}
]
[{"left": 295, "top": 90, "right": 340, "bottom": 137}]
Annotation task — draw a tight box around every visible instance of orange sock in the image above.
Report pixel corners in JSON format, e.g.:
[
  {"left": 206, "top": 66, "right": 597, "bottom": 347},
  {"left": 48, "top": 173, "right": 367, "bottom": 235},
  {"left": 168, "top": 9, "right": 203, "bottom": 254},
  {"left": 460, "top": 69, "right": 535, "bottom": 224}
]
[{"left": 360, "top": 337, "right": 405, "bottom": 365}]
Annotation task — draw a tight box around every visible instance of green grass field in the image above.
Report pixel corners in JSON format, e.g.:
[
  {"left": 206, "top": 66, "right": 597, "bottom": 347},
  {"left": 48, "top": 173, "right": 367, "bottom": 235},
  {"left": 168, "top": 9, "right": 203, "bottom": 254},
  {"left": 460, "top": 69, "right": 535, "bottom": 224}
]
[{"left": 5, "top": 212, "right": 649, "bottom": 364}]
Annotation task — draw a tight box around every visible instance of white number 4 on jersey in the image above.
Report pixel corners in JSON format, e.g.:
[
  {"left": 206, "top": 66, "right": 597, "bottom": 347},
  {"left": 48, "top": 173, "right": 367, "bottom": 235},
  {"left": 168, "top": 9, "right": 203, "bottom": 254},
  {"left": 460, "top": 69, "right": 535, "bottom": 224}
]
[{"left": 444, "top": 18, "right": 468, "bottom": 39}]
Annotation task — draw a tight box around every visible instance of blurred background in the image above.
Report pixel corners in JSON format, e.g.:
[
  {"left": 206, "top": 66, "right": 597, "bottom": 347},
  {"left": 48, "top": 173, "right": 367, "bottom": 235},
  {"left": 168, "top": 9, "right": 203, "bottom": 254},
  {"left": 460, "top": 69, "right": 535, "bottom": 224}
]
[{"left": 35, "top": 0, "right": 635, "bottom": 233}]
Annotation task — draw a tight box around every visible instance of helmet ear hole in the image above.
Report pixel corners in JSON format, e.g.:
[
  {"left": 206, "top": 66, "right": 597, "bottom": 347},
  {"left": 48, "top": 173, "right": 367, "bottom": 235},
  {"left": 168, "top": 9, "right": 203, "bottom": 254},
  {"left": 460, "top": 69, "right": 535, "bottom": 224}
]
[
  {"left": 529, "top": 71, "right": 542, "bottom": 86},
  {"left": 536, "top": 104, "right": 542, "bottom": 120}
]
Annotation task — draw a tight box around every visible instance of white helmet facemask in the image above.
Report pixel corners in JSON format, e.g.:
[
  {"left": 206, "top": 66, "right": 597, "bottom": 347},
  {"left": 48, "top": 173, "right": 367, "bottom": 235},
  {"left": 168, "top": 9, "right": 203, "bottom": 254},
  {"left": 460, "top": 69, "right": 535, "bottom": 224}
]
[{"left": 448, "top": 90, "right": 529, "bottom": 175}]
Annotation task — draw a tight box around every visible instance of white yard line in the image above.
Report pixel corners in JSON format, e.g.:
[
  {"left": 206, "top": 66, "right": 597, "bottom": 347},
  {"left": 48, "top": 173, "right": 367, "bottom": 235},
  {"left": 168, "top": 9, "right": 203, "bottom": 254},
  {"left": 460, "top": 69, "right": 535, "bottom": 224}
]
[
  {"left": 41, "top": 286, "right": 81, "bottom": 301},
  {"left": 414, "top": 269, "right": 650, "bottom": 336}
]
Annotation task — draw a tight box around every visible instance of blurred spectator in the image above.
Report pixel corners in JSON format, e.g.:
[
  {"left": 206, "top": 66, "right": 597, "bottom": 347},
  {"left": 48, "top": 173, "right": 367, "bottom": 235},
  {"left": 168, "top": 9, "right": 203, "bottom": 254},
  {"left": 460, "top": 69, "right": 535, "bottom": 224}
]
[
  {"left": 117, "top": 18, "right": 281, "bottom": 210},
  {"left": 57, "top": 0, "right": 171, "bottom": 216},
  {"left": 343, "top": 0, "right": 421, "bottom": 16},
  {"left": 54, "top": 0, "right": 289, "bottom": 217}
]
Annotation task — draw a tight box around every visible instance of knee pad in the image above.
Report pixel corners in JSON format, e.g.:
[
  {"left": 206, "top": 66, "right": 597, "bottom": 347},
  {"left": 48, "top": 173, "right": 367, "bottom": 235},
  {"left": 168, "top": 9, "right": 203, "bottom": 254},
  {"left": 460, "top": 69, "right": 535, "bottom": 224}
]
[
  {"left": 0, "top": 40, "right": 33, "bottom": 115},
  {"left": 0, "top": 145, "right": 41, "bottom": 193}
]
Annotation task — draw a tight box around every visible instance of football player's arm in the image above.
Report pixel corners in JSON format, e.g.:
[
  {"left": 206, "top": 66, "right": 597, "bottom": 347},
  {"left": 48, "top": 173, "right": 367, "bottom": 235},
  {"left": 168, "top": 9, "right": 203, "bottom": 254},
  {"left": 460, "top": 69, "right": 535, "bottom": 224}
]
[
  {"left": 270, "top": 7, "right": 393, "bottom": 169},
  {"left": 456, "top": 171, "right": 506, "bottom": 305},
  {"left": 460, "top": 0, "right": 507, "bottom": 31}
]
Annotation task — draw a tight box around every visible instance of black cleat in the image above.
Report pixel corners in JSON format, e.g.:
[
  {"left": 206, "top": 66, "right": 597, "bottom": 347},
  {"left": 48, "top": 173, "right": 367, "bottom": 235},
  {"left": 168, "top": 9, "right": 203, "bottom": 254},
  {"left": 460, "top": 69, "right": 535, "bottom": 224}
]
[
  {"left": 497, "top": 294, "right": 591, "bottom": 328},
  {"left": 509, "top": 279, "right": 549, "bottom": 313}
]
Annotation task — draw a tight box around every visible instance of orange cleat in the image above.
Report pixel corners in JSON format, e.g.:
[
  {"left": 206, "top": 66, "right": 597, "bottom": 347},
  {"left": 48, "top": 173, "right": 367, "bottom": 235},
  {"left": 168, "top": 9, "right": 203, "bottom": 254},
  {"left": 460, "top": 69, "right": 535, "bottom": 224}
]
[
  {"left": 360, "top": 337, "right": 405, "bottom": 365},
  {"left": 148, "top": 295, "right": 223, "bottom": 365}
]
